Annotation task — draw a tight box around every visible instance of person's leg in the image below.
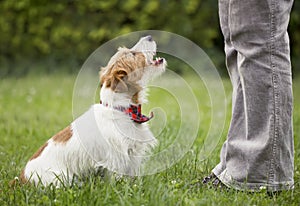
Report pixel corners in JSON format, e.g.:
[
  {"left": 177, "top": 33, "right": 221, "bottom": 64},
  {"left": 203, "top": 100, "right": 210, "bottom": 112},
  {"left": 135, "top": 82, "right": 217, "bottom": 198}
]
[
  {"left": 212, "top": 0, "right": 242, "bottom": 178},
  {"left": 213, "top": 0, "right": 294, "bottom": 191}
]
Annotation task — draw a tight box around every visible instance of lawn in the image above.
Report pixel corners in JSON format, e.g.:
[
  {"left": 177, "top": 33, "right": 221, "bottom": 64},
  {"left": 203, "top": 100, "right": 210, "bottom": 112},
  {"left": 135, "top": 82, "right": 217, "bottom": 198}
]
[{"left": 0, "top": 73, "right": 299, "bottom": 205}]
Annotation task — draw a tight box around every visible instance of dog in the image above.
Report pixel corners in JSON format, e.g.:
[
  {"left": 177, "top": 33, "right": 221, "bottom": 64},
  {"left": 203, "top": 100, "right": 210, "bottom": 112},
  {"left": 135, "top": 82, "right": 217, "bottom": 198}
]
[{"left": 15, "top": 35, "right": 166, "bottom": 186}]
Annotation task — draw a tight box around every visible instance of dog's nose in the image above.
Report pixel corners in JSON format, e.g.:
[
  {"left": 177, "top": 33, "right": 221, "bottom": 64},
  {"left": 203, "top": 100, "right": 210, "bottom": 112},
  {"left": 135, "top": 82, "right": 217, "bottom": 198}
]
[{"left": 145, "top": 35, "right": 153, "bottom": 42}]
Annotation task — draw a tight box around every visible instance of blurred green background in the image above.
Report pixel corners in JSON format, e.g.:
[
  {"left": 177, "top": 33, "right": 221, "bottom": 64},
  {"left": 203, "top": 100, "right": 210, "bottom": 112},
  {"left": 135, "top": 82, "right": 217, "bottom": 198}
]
[{"left": 0, "top": 0, "right": 299, "bottom": 77}]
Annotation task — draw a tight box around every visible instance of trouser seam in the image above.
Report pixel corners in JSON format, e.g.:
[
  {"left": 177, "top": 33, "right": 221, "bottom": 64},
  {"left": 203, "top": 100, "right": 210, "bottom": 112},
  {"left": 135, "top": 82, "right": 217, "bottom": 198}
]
[{"left": 268, "top": 0, "right": 279, "bottom": 185}]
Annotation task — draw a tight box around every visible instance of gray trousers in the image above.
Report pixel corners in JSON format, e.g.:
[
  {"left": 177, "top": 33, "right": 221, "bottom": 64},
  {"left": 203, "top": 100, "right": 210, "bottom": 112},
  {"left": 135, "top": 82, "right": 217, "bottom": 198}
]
[{"left": 213, "top": 0, "right": 294, "bottom": 191}]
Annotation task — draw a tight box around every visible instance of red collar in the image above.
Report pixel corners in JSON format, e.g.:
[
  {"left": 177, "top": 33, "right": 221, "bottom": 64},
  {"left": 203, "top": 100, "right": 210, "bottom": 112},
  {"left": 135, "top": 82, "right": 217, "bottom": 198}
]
[{"left": 100, "top": 101, "right": 153, "bottom": 124}]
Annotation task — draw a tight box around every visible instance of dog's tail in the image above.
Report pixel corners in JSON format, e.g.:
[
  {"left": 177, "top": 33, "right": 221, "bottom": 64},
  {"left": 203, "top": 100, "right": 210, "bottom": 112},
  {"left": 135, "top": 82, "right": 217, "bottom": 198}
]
[{"left": 9, "top": 169, "right": 29, "bottom": 188}]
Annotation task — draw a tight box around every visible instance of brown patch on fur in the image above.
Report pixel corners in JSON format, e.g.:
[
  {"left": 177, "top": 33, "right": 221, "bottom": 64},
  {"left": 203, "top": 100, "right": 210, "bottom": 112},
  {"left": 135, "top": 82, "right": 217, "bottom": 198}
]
[
  {"left": 19, "top": 169, "right": 28, "bottom": 184},
  {"left": 132, "top": 92, "right": 139, "bottom": 104},
  {"left": 52, "top": 126, "right": 73, "bottom": 144},
  {"left": 30, "top": 142, "right": 48, "bottom": 161},
  {"left": 111, "top": 69, "right": 129, "bottom": 92},
  {"left": 100, "top": 48, "right": 146, "bottom": 93}
]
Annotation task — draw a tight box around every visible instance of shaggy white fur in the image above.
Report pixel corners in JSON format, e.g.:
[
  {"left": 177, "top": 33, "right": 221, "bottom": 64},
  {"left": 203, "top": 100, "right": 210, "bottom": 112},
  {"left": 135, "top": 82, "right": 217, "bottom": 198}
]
[{"left": 21, "top": 35, "right": 166, "bottom": 186}]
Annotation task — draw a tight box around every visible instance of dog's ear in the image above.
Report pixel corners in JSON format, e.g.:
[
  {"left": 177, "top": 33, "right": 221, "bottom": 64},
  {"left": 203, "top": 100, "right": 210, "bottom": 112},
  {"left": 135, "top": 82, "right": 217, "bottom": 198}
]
[
  {"left": 99, "top": 67, "right": 106, "bottom": 87},
  {"left": 111, "top": 69, "right": 128, "bottom": 92}
]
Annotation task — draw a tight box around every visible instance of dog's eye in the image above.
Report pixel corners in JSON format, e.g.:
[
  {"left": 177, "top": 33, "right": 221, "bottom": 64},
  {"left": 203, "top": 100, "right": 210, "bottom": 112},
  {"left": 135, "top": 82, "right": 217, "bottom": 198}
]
[{"left": 131, "top": 52, "right": 136, "bottom": 56}]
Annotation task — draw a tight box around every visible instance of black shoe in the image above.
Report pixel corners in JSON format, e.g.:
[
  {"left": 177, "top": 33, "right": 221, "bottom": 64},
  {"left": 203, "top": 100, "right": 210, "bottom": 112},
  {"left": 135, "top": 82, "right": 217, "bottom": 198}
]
[
  {"left": 202, "top": 173, "right": 228, "bottom": 190},
  {"left": 202, "top": 173, "right": 217, "bottom": 184}
]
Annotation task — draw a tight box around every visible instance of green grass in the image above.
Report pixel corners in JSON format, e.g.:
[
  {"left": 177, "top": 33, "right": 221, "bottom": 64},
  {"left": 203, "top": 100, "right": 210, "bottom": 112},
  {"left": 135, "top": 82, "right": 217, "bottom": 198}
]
[{"left": 0, "top": 73, "right": 299, "bottom": 205}]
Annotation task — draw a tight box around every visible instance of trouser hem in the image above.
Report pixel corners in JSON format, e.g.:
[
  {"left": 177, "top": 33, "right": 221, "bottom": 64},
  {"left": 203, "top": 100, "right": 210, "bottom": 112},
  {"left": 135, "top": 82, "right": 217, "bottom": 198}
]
[{"left": 215, "top": 169, "right": 294, "bottom": 192}]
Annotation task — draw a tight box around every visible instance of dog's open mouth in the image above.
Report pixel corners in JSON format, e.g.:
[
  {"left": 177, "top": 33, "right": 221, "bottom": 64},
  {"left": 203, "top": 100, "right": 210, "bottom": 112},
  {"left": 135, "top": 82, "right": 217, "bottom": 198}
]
[
  {"left": 130, "top": 35, "right": 165, "bottom": 67},
  {"left": 153, "top": 57, "right": 164, "bottom": 65},
  {"left": 147, "top": 52, "right": 164, "bottom": 66}
]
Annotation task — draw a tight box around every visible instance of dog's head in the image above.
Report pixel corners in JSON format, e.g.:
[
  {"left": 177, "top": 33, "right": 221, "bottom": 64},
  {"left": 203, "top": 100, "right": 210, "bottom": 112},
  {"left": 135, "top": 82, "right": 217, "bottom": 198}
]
[{"left": 100, "top": 36, "right": 166, "bottom": 99}]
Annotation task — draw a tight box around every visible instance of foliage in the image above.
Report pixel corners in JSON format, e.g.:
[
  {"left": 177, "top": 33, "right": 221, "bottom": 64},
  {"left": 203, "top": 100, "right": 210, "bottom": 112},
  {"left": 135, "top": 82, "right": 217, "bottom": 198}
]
[
  {"left": 0, "top": 74, "right": 300, "bottom": 205},
  {"left": 0, "top": 0, "right": 299, "bottom": 76},
  {"left": 290, "top": 1, "right": 300, "bottom": 77}
]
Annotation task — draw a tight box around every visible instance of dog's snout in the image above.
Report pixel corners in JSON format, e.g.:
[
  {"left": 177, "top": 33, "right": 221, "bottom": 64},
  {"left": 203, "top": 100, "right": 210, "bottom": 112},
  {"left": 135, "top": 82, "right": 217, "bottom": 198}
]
[
  {"left": 145, "top": 35, "right": 153, "bottom": 42},
  {"left": 130, "top": 35, "right": 155, "bottom": 52}
]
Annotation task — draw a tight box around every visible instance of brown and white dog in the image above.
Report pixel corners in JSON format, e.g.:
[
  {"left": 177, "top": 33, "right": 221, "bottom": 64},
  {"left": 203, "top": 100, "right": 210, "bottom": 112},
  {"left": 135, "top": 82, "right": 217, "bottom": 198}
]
[{"left": 16, "top": 36, "right": 166, "bottom": 186}]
